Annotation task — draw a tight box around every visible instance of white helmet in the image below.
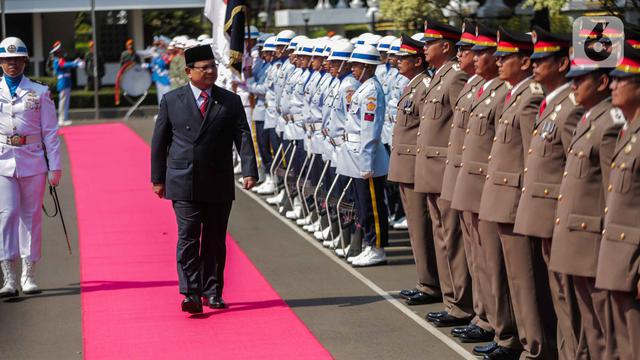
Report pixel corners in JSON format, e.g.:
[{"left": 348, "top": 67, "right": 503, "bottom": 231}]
[
  {"left": 183, "top": 39, "right": 199, "bottom": 49},
  {"left": 412, "top": 32, "right": 425, "bottom": 43},
  {"left": 312, "top": 39, "right": 327, "bottom": 57},
  {"left": 356, "top": 33, "right": 373, "bottom": 46},
  {"left": 349, "top": 44, "right": 381, "bottom": 65},
  {"left": 322, "top": 40, "right": 334, "bottom": 57},
  {"left": 288, "top": 35, "right": 308, "bottom": 51},
  {"left": 245, "top": 25, "right": 261, "bottom": 39},
  {"left": 330, "top": 34, "right": 345, "bottom": 41},
  {"left": 294, "top": 38, "right": 314, "bottom": 56},
  {"left": 199, "top": 38, "right": 214, "bottom": 46},
  {"left": 0, "top": 37, "right": 29, "bottom": 58},
  {"left": 377, "top": 35, "right": 396, "bottom": 52},
  {"left": 364, "top": 34, "right": 382, "bottom": 46},
  {"left": 388, "top": 38, "right": 402, "bottom": 55},
  {"left": 262, "top": 36, "right": 277, "bottom": 52},
  {"left": 275, "top": 30, "right": 296, "bottom": 46},
  {"left": 197, "top": 34, "right": 211, "bottom": 41},
  {"left": 328, "top": 41, "right": 355, "bottom": 61}
]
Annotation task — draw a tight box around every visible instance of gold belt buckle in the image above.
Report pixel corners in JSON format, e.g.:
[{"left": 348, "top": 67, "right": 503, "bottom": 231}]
[{"left": 9, "top": 135, "right": 26, "bottom": 146}]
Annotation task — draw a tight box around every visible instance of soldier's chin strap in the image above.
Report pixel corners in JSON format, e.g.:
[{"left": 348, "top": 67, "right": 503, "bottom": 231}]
[{"left": 42, "top": 185, "right": 72, "bottom": 255}]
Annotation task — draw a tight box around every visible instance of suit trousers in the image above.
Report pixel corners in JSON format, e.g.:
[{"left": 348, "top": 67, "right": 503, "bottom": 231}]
[
  {"left": 573, "top": 275, "right": 615, "bottom": 360},
  {"left": 541, "top": 238, "right": 588, "bottom": 360},
  {"left": 609, "top": 290, "right": 640, "bottom": 360},
  {"left": 173, "top": 200, "right": 232, "bottom": 297},
  {"left": 501, "top": 229, "right": 557, "bottom": 359},
  {"left": 0, "top": 174, "right": 46, "bottom": 262},
  {"left": 473, "top": 216, "right": 520, "bottom": 349},
  {"left": 427, "top": 195, "right": 473, "bottom": 319},
  {"left": 352, "top": 176, "right": 388, "bottom": 248},
  {"left": 399, "top": 183, "right": 440, "bottom": 297},
  {"left": 460, "top": 211, "right": 492, "bottom": 331}
]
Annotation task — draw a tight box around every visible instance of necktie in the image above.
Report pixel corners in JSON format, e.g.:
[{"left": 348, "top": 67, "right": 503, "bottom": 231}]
[
  {"left": 581, "top": 114, "right": 587, "bottom": 124},
  {"left": 476, "top": 86, "right": 484, "bottom": 99},
  {"left": 199, "top": 91, "right": 209, "bottom": 118},
  {"left": 505, "top": 90, "right": 512, "bottom": 106},
  {"left": 538, "top": 99, "right": 547, "bottom": 117}
]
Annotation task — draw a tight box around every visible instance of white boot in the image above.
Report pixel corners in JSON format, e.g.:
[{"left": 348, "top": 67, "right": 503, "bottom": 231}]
[
  {"left": 257, "top": 176, "right": 276, "bottom": 195},
  {"left": 393, "top": 217, "right": 408, "bottom": 230},
  {"left": 347, "top": 246, "right": 370, "bottom": 264},
  {"left": 335, "top": 244, "right": 350, "bottom": 258},
  {"left": 233, "top": 163, "right": 242, "bottom": 175},
  {"left": 21, "top": 259, "right": 40, "bottom": 294},
  {"left": 285, "top": 198, "right": 303, "bottom": 219},
  {"left": 0, "top": 260, "right": 19, "bottom": 298},
  {"left": 352, "top": 247, "right": 387, "bottom": 267},
  {"left": 296, "top": 213, "right": 313, "bottom": 226},
  {"left": 266, "top": 190, "right": 285, "bottom": 205},
  {"left": 58, "top": 119, "right": 72, "bottom": 127}
]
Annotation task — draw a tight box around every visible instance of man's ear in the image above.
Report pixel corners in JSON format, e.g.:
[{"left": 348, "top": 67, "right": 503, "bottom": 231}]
[
  {"left": 596, "top": 73, "right": 610, "bottom": 92},
  {"left": 558, "top": 56, "right": 570, "bottom": 73},
  {"left": 520, "top": 56, "right": 532, "bottom": 72},
  {"left": 415, "top": 56, "right": 424, "bottom": 69}
]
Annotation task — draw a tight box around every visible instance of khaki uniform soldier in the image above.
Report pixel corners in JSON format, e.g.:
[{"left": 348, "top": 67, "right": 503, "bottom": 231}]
[
  {"left": 480, "top": 27, "right": 557, "bottom": 360},
  {"left": 450, "top": 23, "right": 519, "bottom": 359},
  {"left": 416, "top": 20, "right": 473, "bottom": 327},
  {"left": 550, "top": 53, "right": 622, "bottom": 358},
  {"left": 514, "top": 26, "right": 586, "bottom": 360},
  {"left": 442, "top": 20, "right": 495, "bottom": 345},
  {"left": 595, "top": 44, "right": 640, "bottom": 360},
  {"left": 390, "top": 35, "right": 442, "bottom": 305}
]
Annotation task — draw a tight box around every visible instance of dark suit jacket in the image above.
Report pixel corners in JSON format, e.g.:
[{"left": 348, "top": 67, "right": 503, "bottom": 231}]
[{"left": 150, "top": 84, "right": 258, "bottom": 202}]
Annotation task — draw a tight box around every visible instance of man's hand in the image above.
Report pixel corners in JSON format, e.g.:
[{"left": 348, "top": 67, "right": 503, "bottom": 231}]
[
  {"left": 243, "top": 177, "right": 257, "bottom": 190},
  {"left": 153, "top": 183, "right": 165, "bottom": 198},
  {"left": 48, "top": 170, "right": 62, "bottom": 187}
]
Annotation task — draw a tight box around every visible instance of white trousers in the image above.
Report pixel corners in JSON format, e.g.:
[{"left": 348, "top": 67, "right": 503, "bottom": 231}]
[
  {"left": 58, "top": 87, "right": 71, "bottom": 122},
  {"left": 0, "top": 173, "right": 46, "bottom": 262},
  {"left": 156, "top": 82, "right": 171, "bottom": 105}
]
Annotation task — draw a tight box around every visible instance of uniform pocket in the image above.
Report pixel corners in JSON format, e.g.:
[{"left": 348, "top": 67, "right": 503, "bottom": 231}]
[
  {"left": 498, "top": 113, "right": 516, "bottom": 144},
  {"left": 613, "top": 158, "right": 635, "bottom": 193},
  {"left": 492, "top": 171, "right": 521, "bottom": 188},
  {"left": 471, "top": 110, "right": 491, "bottom": 136},
  {"left": 567, "top": 214, "right": 602, "bottom": 234},
  {"left": 605, "top": 223, "right": 640, "bottom": 245},
  {"left": 531, "top": 182, "right": 560, "bottom": 199},
  {"left": 395, "top": 144, "right": 417, "bottom": 157},
  {"left": 467, "top": 161, "right": 488, "bottom": 176},
  {"left": 430, "top": 93, "right": 445, "bottom": 120},
  {"left": 568, "top": 144, "right": 593, "bottom": 179},
  {"left": 424, "top": 146, "right": 448, "bottom": 158}
]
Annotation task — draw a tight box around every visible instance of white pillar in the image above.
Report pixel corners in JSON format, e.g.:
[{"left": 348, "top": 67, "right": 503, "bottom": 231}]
[
  {"left": 32, "top": 12, "right": 43, "bottom": 77},
  {"left": 130, "top": 10, "right": 144, "bottom": 51}
]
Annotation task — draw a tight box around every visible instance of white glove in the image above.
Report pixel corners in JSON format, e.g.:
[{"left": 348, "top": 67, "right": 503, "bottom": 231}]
[
  {"left": 75, "top": 59, "right": 86, "bottom": 69},
  {"left": 361, "top": 171, "right": 374, "bottom": 179},
  {"left": 48, "top": 170, "right": 62, "bottom": 187}
]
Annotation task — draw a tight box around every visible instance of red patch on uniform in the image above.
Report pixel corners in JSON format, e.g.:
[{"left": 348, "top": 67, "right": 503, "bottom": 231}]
[{"left": 364, "top": 113, "right": 375, "bottom": 122}]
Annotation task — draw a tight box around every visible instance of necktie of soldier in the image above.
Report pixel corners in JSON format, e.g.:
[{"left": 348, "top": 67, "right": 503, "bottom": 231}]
[
  {"left": 476, "top": 86, "right": 484, "bottom": 99},
  {"left": 199, "top": 91, "right": 209, "bottom": 118},
  {"left": 505, "top": 90, "right": 512, "bottom": 106},
  {"left": 538, "top": 98, "right": 547, "bottom": 117}
]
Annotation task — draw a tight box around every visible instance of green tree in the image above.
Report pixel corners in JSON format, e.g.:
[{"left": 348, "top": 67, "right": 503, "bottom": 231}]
[
  {"left": 144, "top": 10, "right": 211, "bottom": 39},
  {"left": 380, "top": 0, "right": 448, "bottom": 31}
]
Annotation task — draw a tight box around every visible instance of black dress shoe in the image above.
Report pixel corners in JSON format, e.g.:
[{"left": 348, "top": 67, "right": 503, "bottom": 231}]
[
  {"left": 451, "top": 324, "right": 476, "bottom": 337},
  {"left": 473, "top": 342, "right": 498, "bottom": 356},
  {"left": 206, "top": 295, "right": 226, "bottom": 309},
  {"left": 483, "top": 346, "right": 521, "bottom": 360},
  {"left": 181, "top": 295, "right": 203, "bottom": 314},
  {"left": 405, "top": 292, "right": 441, "bottom": 305},
  {"left": 459, "top": 325, "right": 495, "bottom": 343},
  {"left": 426, "top": 311, "right": 448, "bottom": 321},
  {"left": 430, "top": 314, "right": 473, "bottom": 327},
  {"left": 399, "top": 288, "right": 420, "bottom": 299}
]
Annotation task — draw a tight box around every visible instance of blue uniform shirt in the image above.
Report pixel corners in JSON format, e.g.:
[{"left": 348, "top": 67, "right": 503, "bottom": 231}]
[{"left": 53, "top": 56, "right": 79, "bottom": 91}]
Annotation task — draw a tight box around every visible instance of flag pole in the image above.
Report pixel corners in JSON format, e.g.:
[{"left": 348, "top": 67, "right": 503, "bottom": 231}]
[{"left": 90, "top": 0, "right": 100, "bottom": 120}]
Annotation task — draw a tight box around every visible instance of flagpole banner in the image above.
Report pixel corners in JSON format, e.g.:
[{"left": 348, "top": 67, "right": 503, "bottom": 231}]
[{"left": 224, "top": 0, "right": 247, "bottom": 73}]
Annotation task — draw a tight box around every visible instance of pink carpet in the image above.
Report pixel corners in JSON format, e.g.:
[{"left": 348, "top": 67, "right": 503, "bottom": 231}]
[{"left": 63, "top": 123, "right": 332, "bottom": 359}]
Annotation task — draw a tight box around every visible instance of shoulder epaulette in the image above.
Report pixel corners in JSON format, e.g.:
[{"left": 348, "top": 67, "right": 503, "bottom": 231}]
[
  {"left": 569, "top": 92, "right": 578, "bottom": 106},
  {"left": 610, "top": 108, "right": 626, "bottom": 125}
]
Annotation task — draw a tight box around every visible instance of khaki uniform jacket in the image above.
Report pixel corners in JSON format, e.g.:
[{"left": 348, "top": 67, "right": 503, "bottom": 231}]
[
  {"left": 479, "top": 78, "right": 544, "bottom": 223},
  {"left": 451, "top": 79, "right": 508, "bottom": 213},
  {"left": 514, "top": 84, "right": 584, "bottom": 238},
  {"left": 596, "top": 115, "right": 640, "bottom": 292},
  {"left": 549, "top": 99, "right": 622, "bottom": 278},
  {"left": 414, "top": 61, "right": 468, "bottom": 194},
  {"left": 388, "top": 71, "right": 430, "bottom": 184},
  {"left": 441, "top": 75, "right": 483, "bottom": 201}
]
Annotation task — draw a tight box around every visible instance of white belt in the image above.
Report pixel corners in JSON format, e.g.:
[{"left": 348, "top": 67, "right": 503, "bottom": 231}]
[
  {"left": 344, "top": 133, "right": 361, "bottom": 143},
  {"left": 310, "top": 123, "right": 323, "bottom": 131},
  {"left": 292, "top": 113, "right": 304, "bottom": 122},
  {"left": 0, "top": 133, "right": 42, "bottom": 146}
]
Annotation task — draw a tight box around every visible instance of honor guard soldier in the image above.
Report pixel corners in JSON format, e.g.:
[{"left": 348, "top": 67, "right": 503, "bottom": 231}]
[
  {"left": 480, "top": 27, "right": 557, "bottom": 360},
  {"left": 387, "top": 34, "right": 442, "bottom": 304},
  {"left": 595, "top": 44, "right": 640, "bottom": 360},
  {"left": 339, "top": 45, "right": 389, "bottom": 267},
  {"left": 441, "top": 19, "right": 495, "bottom": 346},
  {"left": 416, "top": 20, "right": 474, "bottom": 328},
  {"left": 0, "top": 37, "right": 62, "bottom": 297},
  {"left": 50, "top": 41, "right": 83, "bottom": 126},
  {"left": 513, "top": 26, "right": 586, "bottom": 360},
  {"left": 549, "top": 41, "right": 623, "bottom": 359},
  {"left": 449, "top": 23, "right": 518, "bottom": 359}
]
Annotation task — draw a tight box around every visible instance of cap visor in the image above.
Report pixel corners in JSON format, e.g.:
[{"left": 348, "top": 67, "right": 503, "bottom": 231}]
[
  {"left": 471, "top": 44, "right": 493, "bottom": 51},
  {"left": 530, "top": 52, "right": 554, "bottom": 60},
  {"left": 609, "top": 69, "right": 637, "bottom": 78},
  {"left": 566, "top": 68, "right": 596, "bottom": 78},
  {"left": 456, "top": 40, "right": 475, "bottom": 46}
]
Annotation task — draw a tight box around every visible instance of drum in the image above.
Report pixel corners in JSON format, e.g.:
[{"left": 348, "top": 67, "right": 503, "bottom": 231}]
[{"left": 119, "top": 63, "right": 152, "bottom": 97}]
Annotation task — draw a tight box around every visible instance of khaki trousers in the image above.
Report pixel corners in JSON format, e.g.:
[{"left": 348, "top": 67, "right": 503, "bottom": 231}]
[
  {"left": 609, "top": 290, "right": 640, "bottom": 360},
  {"left": 461, "top": 211, "right": 492, "bottom": 331},
  {"left": 541, "top": 238, "right": 588, "bottom": 360},
  {"left": 502, "top": 229, "right": 557, "bottom": 359},
  {"left": 573, "top": 275, "right": 615, "bottom": 360},
  {"left": 473, "top": 215, "right": 520, "bottom": 349},
  {"left": 426, "top": 195, "right": 473, "bottom": 318},
  {"left": 399, "top": 183, "right": 440, "bottom": 297}
]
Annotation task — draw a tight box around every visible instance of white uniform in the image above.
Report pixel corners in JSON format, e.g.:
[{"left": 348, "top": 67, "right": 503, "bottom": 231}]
[{"left": 0, "top": 76, "right": 61, "bottom": 261}]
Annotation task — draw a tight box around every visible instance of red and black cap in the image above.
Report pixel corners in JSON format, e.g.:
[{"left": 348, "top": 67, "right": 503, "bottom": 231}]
[
  {"left": 457, "top": 19, "right": 476, "bottom": 47},
  {"left": 609, "top": 43, "right": 640, "bottom": 78},
  {"left": 397, "top": 33, "right": 425, "bottom": 56},
  {"left": 423, "top": 19, "right": 461, "bottom": 43},
  {"left": 625, "top": 24, "right": 640, "bottom": 49},
  {"left": 471, "top": 22, "right": 498, "bottom": 51},
  {"left": 530, "top": 25, "right": 571, "bottom": 59},
  {"left": 494, "top": 26, "right": 533, "bottom": 57}
]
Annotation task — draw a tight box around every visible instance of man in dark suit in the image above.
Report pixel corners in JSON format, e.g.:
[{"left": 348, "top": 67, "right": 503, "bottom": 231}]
[{"left": 151, "top": 44, "right": 258, "bottom": 314}]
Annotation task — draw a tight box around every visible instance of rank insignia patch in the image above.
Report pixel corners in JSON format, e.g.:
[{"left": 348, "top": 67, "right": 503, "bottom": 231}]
[
  {"left": 366, "top": 102, "right": 376, "bottom": 111},
  {"left": 364, "top": 113, "right": 375, "bottom": 121}
]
